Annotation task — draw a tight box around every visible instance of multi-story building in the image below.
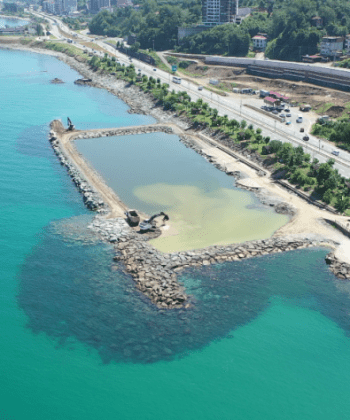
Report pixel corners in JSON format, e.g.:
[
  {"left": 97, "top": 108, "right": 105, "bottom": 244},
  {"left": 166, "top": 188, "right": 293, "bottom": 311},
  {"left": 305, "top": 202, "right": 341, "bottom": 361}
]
[
  {"left": 54, "top": 0, "right": 63, "bottom": 14},
  {"left": 320, "top": 36, "right": 344, "bottom": 57},
  {"left": 252, "top": 34, "right": 267, "bottom": 51},
  {"left": 202, "top": 0, "right": 236, "bottom": 26},
  {"left": 89, "top": 0, "right": 110, "bottom": 13},
  {"left": 54, "top": 0, "right": 77, "bottom": 14},
  {"left": 43, "top": 0, "right": 55, "bottom": 13}
]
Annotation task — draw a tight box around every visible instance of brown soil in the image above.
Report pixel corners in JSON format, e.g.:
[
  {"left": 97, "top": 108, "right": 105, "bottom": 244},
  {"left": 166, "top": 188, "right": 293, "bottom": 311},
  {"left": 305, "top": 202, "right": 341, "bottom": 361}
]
[{"left": 181, "top": 62, "right": 350, "bottom": 118}]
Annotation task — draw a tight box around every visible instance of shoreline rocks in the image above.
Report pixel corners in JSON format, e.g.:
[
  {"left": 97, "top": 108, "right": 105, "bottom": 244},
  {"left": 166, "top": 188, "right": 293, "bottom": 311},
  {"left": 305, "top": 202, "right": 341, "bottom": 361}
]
[
  {"left": 50, "top": 78, "right": 64, "bottom": 84},
  {"left": 325, "top": 252, "right": 350, "bottom": 280}
]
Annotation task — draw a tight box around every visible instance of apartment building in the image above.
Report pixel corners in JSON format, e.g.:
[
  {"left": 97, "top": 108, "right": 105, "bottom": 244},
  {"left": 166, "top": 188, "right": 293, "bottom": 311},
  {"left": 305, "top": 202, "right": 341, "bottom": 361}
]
[{"left": 320, "top": 36, "right": 344, "bottom": 57}]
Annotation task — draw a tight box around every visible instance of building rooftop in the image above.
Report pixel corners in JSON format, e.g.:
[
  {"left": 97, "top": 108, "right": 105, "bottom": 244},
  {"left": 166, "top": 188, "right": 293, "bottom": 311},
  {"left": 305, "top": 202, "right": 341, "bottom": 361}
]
[{"left": 252, "top": 35, "right": 267, "bottom": 40}]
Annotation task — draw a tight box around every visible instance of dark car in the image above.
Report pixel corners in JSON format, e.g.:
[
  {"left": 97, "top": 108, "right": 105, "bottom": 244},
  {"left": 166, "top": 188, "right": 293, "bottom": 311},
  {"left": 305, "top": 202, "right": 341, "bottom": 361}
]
[
  {"left": 285, "top": 108, "right": 290, "bottom": 112},
  {"left": 286, "top": 113, "right": 292, "bottom": 117},
  {"left": 300, "top": 128, "right": 304, "bottom": 132},
  {"left": 303, "top": 135, "right": 309, "bottom": 141}
]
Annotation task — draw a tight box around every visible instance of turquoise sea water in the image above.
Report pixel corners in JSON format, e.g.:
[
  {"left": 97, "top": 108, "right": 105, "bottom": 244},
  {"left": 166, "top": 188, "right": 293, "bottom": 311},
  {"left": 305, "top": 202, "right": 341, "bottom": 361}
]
[
  {"left": 2, "top": 49, "right": 350, "bottom": 419},
  {"left": 0, "top": 17, "right": 29, "bottom": 28}
]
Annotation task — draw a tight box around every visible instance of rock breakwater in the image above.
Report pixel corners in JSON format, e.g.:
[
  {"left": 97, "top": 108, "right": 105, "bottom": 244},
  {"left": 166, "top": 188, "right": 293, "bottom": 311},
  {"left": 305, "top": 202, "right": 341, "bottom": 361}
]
[
  {"left": 49, "top": 127, "right": 107, "bottom": 212},
  {"left": 325, "top": 252, "right": 350, "bottom": 280},
  {"left": 70, "top": 124, "right": 174, "bottom": 141},
  {"left": 89, "top": 213, "right": 331, "bottom": 308}
]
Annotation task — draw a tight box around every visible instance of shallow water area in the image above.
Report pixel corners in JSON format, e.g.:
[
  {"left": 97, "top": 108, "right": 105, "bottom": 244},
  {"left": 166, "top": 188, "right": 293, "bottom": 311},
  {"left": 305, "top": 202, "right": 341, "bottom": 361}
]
[{"left": 75, "top": 132, "right": 288, "bottom": 251}]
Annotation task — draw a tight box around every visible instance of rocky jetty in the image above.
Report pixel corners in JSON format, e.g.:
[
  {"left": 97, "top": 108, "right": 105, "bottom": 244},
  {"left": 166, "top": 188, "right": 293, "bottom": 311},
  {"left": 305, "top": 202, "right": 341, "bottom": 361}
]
[
  {"left": 71, "top": 124, "right": 174, "bottom": 141},
  {"left": 49, "top": 127, "right": 106, "bottom": 212},
  {"left": 88, "top": 212, "right": 331, "bottom": 308},
  {"left": 325, "top": 252, "right": 350, "bottom": 280}
]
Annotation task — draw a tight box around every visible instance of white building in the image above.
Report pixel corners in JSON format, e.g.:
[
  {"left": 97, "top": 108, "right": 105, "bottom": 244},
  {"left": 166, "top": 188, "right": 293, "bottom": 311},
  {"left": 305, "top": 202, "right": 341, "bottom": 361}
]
[
  {"left": 345, "top": 35, "right": 350, "bottom": 55},
  {"left": 252, "top": 35, "right": 267, "bottom": 51},
  {"left": 320, "top": 36, "right": 344, "bottom": 57}
]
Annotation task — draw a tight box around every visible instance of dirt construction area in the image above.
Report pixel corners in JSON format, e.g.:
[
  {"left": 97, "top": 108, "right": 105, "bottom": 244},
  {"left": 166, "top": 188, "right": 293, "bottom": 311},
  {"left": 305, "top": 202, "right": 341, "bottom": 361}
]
[{"left": 179, "top": 62, "right": 350, "bottom": 119}]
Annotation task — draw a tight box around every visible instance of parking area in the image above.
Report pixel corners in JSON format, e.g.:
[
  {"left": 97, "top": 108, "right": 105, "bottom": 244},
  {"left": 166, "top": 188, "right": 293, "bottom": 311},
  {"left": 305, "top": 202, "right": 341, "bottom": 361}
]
[{"left": 232, "top": 92, "right": 319, "bottom": 134}]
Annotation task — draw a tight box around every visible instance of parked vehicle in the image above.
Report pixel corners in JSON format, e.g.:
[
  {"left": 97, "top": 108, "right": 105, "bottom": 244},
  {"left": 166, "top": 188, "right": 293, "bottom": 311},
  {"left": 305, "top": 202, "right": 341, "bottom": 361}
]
[
  {"left": 286, "top": 121, "right": 291, "bottom": 125},
  {"left": 296, "top": 115, "right": 303, "bottom": 123},
  {"left": 286, "top": 113, "right": 292, "bottom": 117},
  {"left": 280, "top": 114, "right": 286, "bottom": 118},
  {"left": 300, "top": 128, "right": 304, "bottom": 132},
  {"left": 285, "top": 108, "right": 290, "bottom": 112},
  {"left": 153, "top": 68, "right": 157, "bottom": 71},
  {"left": 303, "top": 135, "right": 309, "bottom": 141},
  {"left": 272, "top": 110, "right": 278, "bottom": 114},
  {"left": 198, "top": 86, "right": 203, "bottom": 90},
  {"left": 332, "top": 150, "right": 340, "bottom": 156}
]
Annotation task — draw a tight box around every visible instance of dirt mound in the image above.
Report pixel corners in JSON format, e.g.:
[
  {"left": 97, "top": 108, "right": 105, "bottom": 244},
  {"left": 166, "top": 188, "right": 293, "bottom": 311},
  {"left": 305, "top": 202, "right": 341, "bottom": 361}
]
[{"left": 326, "top": 106, "right": 345, "bottom": 118}]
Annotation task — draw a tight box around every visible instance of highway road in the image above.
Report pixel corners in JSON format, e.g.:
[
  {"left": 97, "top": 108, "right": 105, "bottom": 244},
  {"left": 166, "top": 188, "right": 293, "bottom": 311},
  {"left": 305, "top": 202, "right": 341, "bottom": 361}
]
[{"left": 32, "top": 12, "right": 350, "bottom": 178}]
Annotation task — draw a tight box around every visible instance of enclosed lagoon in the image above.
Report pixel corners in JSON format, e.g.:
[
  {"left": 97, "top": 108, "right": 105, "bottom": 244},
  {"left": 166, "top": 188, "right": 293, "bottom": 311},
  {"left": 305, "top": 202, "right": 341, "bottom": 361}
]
[{"left": 75, "top": 132, "right": 289, "bottom": 251}]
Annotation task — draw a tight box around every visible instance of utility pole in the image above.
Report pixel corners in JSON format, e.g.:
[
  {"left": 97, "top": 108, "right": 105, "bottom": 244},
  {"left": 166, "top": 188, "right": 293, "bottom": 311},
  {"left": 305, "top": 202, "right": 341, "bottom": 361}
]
[{"left": 153, "top": 39, "right": 155, "bottom": 51}]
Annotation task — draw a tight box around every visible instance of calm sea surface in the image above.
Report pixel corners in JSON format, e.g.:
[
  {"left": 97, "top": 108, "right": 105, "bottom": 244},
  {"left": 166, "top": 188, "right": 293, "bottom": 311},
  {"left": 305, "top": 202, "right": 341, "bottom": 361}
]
[
  {"left": 1, "top": 49, "right": 350, "bottom": 420},
  {"left": 0, "top": 17, "right": 29, "bottom": 27}
]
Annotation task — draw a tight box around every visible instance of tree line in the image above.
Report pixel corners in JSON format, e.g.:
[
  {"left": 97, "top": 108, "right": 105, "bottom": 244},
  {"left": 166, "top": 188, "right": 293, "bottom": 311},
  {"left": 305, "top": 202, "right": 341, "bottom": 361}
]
[
  {"left": 89, "top": 0, "right": 350, "bottom": 60},
  {"left": 89, "top": 0, "right": 200, "bottom": 50}
]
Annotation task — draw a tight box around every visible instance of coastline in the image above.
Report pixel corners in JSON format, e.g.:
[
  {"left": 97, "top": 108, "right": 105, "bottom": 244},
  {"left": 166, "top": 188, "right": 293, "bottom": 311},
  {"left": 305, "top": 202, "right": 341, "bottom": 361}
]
[
  {"left": 0, "top": 15, "right": 30, "bottom": 21},
  {"left": 3, "top": 40, "right": 350, "bottom": 308}
]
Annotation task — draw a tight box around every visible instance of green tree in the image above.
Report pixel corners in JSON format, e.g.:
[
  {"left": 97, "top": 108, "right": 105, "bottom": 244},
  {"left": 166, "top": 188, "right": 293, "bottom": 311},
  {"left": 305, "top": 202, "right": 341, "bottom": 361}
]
[
  {"left": 322, "top": 189, "right": 333, "bottom": 204},
  {"left": 240, "top": 120, "right": 247, "bottom": 129},
  {"left": 316, "top": 163, "right": 333, "bottom": 186}
]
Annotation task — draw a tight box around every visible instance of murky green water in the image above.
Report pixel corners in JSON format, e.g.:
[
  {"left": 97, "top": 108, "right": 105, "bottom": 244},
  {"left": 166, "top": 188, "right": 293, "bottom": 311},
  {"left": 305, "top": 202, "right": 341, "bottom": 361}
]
[{"left": 75, "top": 132, "right": 288, "bottom": 251}]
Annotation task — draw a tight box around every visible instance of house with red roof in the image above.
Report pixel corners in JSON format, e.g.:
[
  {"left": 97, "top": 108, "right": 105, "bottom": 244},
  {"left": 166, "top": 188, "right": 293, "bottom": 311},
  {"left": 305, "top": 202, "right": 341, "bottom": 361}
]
[{"left": 252, "top": 35, "right": 267, "bottom": 51}]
